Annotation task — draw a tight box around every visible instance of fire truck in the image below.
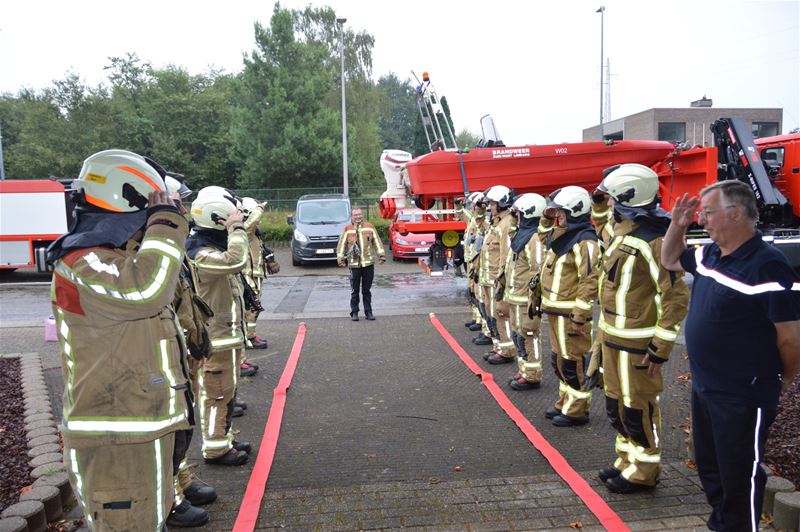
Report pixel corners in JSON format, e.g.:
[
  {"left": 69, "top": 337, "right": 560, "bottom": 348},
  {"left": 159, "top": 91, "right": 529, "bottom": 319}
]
[
  {"left": 378, "top": 74, "right": 800, "bottom": 273},
  {"left": 0, "top": 179, "right": 72, "bottom": 273}
]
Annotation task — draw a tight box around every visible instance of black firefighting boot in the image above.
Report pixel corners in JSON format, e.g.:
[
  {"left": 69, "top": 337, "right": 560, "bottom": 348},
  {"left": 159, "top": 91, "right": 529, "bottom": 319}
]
[
  {"left": 204, "top": 448, "right": 249, "bottom": 466},
  {"left": 235, "top": 398, "right": 247, "bottom": 410},
  {"left": 598, "top": 467, "right": 621, "bottom": 483},
  {"left": 465, "top": 320, "right": 476, "bottom": 328},
  {"left": 605, "top": 475, "right": 654, "bottom": 494},
  {"left": 552, "top": 413, "right": 590, "bottom": 427},
  {"left": 544, "top": 407, "right": 562, "bottom": 419},
  {"left": 233, "top": 440, "right": 252, "bottom": 454},
  {"left": 167, "top": 499, "right": 209, "bottom": 527},
  {"left": 509, "top": 376, "right": 540, "bottom": 391},
  {"left": 232, "top": 405, "right": 244, "bottom": 418},
  {"left": 473, "top": 333, "right": 492, "bottom": 345},
  {"left": 468, "top": 322, "right": 483, "bottom": 331},
  {"left": 183, "top": 479, "right": 218, "bottom": 506}
]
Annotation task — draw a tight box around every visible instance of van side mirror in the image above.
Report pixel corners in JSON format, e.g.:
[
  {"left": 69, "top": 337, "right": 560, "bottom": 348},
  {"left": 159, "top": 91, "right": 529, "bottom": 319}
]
[{"left": 287, "top": 215, "right": 294, "bottom": 226}]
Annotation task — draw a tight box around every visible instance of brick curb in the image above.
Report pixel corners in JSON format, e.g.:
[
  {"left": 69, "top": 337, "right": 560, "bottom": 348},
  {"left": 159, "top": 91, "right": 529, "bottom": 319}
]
[{"left": 0, "top": 353, "right": 74, "bottom": 532}]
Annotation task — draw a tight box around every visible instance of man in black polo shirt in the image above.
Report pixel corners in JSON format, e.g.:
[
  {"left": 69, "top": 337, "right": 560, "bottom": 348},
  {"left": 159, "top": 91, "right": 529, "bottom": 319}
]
[{"left": 662, "top": 180, "right": 800, "bottom": 532}]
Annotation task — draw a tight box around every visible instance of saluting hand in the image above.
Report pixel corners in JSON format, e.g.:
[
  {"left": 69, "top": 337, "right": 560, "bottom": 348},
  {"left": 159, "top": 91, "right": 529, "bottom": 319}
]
[
  {"left": 671, "top": 193, "right": 700, "bottom": 229},
  {"left": 148, "top": 190, "right": 172, "bottom": 207},
  {"left": 224, "top": 210, "right": 245, "bottom": 227}
]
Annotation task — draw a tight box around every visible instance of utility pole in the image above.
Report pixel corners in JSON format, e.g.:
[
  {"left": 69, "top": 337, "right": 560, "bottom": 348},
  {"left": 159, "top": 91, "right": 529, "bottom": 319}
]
[
  {"left": 336, "top": 17, "right": 349, "bottom": 198},
  {"left": 605, "top": 58, "right": 611, "bottom": 125},
  {"left": 597, "top": 6, "right": 605, "bottom": 140},
  {"left": 0, "top": 123, "right": 5, "bottom": 180}
]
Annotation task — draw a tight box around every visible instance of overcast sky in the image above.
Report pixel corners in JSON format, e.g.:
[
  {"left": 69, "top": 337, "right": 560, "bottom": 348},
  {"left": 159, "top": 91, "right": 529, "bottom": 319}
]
[{"left": 1, "top": 0, "right": 798, "bottom": 146}]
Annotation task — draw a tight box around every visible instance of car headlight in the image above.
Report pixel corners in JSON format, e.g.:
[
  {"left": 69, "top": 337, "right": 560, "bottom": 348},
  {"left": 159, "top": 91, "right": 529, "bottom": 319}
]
[
  {"left": 396, "top": 238, "right": 410, "bottom": 245},
  {"left": 294, "top": 229, "right": 309, "bottom": 243}
]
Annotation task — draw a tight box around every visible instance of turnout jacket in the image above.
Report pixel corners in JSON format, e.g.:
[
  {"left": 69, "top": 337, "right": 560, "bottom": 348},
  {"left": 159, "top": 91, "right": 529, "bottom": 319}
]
[
  {"left": 597, "top": 216, "right": 689, "bottom": 360},
  {"left": 188, "top": 223, "right": 249, "bottom": 354},
  {"left": 242, "top": 204, "right": 266, "bottom": 284},
  {"left": 51, "top": 209, "right": 191, "bottom": 446},
  {"left": 336, "top": 222, "right": 385, "bottom": 267},
  {"left": 539, "top": 222, "right": 600, "bottom": 325},
  {"left": 479, "top": 209, "right": 514, "bottom": 286},
  {"left": 464, "top": 211, "right": 487, "bottom": 265},
  {"left": 503, "top": 231, "right": 546, "bottom": 308}
]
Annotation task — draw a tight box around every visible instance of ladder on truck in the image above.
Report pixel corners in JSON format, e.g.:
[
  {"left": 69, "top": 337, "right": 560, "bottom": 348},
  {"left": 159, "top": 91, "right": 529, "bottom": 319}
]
[{"left": 414, "top": 71, "right": 458, "bottom": 152}]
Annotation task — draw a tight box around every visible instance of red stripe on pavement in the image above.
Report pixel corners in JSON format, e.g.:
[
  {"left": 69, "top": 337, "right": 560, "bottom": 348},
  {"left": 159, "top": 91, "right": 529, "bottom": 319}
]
[
  {"left": 232, "top": 323, "right": 307, "bottom": 532},
  {"left": 429, "top": 314, "right": 629, "bottom": 532}
]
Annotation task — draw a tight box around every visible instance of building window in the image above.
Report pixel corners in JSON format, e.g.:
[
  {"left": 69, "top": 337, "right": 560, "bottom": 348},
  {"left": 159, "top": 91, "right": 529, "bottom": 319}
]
[
  {"left": 658, "top": 122, "right": 686, "bottom": 142},
  {"left": 752, "top": 122, "right": 779, "bottom": 138}
]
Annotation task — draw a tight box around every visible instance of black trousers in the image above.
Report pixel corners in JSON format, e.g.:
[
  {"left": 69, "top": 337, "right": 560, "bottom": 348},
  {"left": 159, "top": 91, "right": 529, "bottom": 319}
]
[
  {"left": 691, "top": 387, "right": 777, "bottom": 532},
  {"left": 349, "top": 265, "right": 374, "bottom": 314}
]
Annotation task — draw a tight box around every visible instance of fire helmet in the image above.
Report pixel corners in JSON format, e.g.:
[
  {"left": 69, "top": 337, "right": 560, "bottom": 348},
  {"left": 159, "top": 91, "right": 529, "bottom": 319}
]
[
  {"left": 484, "top": 185, "right": 513, "bottom": 209},
  {"left": 548, "top": 186, "right": 591, "bottom": 217},
  {"left": 73, "top": 149, "right": 166, "bottom": 212},
  {"left": 599, "top": 163, "right": 659, "bottom": 207},
  {"left": 191, "top": 186, "right": 239, "bottom": 229},
  {"left": 512, "top": 193, "right": 547, "bottom": 219}
]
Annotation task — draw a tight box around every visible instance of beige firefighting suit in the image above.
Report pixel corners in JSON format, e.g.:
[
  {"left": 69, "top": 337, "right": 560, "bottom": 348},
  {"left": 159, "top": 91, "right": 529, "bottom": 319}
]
[
  {"left": 464, "top": 208, "right": 487, "bottom": 327},
  {"left": 502, "top": 230, "right": 546, "bottom": 383},
  {"left": 242, "top": 205, "right": 265, "bottom": 342},
  {"left": 479, "top": 208, "right": 515, "bottom": 357},
  {"left": 594, "top": 203, "right": 689, "bottom": 486},
  {"left": 540, "top": 221, "right": 600, "bottom": 418},
  {"left": 52, "top": 209, "right": 190, "bottom": 532},
  {"left": 336, "top": 222, "right": 385, "bottom": 267},
  {"left": 171, "top": 258, "right": 213, "bottom": 504},
  {"left": 190, "top": 223, "right": 248, "bottom": 459}
]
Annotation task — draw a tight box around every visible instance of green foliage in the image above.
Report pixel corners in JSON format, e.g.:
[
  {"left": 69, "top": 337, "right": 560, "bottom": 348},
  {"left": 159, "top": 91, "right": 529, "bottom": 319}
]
[
  {"left": 0, "top": 7, "right": 461, "bottom": 187},
  {"left": 456, "top": 128, "right": 481, "bottom": 149}
]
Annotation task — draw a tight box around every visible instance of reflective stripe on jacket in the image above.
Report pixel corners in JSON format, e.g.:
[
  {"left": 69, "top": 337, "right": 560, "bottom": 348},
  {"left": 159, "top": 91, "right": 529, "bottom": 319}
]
[
  {"left": 503, "top": 234, "right": 545, "bottom": 306},
  {"left": 191, "top": 224, "right": 248, "bottom": 352},
  {"left": 51, "top": 210, "right": 190, "bottom": 446},
  {"left": 597, "top": 218, "right": 689, "bottom": 358},
  {"left": 242, "top": 205, "right": 265, "bottom": 280},
  {"left": 479, "top": 209, "right": 514, "bottom": 286},
  {"left": 540, "top": 237, "right": 600, "bottom": 324},
  {"left": 336, "top": 222, "right": 385, "bottom": 267}
]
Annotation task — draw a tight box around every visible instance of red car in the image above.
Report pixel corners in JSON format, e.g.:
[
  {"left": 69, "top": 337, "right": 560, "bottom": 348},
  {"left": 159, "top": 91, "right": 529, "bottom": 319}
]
[{"left": 388, "top": 209, "right": 437, "bottom": 261}]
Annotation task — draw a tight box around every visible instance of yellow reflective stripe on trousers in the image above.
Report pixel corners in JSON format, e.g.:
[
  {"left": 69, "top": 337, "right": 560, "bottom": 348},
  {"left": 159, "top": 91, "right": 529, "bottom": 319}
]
[
  {"left": 556, "top": 316, "right": 568, "bottom": 359},
  {"left": 57, "top": 309, "right": 76, "bottom": 410},
  {"left": 69, "top": 448, "right": 92, "bottom": 527},
  {"left": 617, "top": 437, "right": 661, "bottom": 463},
  {"left": 64, "top": 413, "right": 187, "bottom": 434},
  {"left": 619, "top": 349, "right": 632, "bottom": 408},
  {"left": 506, "top": 292, "right": 528, "bottom": 305},
  {"left": 155, "top": 438, "right": 164, "bottom": 531},
  {"left": 211, "top": 336, "right": 243, "bottom": 349}
]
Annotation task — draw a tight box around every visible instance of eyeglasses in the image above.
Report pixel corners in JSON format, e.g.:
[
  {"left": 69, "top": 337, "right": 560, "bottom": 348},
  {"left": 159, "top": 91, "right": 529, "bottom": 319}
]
[{"left": 697, "top": 205, "right": 738, "bottom": 219}]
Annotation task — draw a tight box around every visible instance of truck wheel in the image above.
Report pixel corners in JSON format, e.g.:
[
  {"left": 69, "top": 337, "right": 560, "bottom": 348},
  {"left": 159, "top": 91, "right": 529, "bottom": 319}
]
[{"left": 292, "top": 255, "right": 302, "bottom": 266}]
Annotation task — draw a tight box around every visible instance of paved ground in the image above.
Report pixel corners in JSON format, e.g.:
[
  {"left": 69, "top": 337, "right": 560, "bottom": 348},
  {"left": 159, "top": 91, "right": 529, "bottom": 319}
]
[{"left": 0, "top": 261, "right": 714, "bottom": 531}]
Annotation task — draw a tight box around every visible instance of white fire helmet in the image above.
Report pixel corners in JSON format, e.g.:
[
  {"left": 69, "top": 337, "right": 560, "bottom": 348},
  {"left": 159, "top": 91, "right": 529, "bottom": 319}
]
[
  {"left": 484, "top": 185, "right": 513, "bottom": 209},
  {"left": 548, "top": 186, "right": 591, "bottom": 217},
  {"left": 599, "top": 163, "right": 660, "bottom": 207},
  {"left": 191, "top": 186, "right": 239, "bottom": 229},
  {"left": 73, "top": 149, "right": 166, "bottom": 212},
  {"left": 164, "top": 174, "right": 192, "bottom": 200},
  {"left": 512, "top": 193, "right": 547, "bottom": 219}
]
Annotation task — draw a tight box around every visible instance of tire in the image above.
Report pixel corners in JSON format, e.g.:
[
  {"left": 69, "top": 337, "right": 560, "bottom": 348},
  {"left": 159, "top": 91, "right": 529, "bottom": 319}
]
[
  {"left": 392, "top": 255, "right": 399, "bottom": 262},
  {"left": 292, "top": 255, "right": 302, "bottom": 266}
]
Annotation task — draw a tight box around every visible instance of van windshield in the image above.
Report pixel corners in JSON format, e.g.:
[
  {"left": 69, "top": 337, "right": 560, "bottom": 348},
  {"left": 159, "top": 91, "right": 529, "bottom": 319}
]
[{"left": 297, "top": 200, "right": 350, "bottom": 224}]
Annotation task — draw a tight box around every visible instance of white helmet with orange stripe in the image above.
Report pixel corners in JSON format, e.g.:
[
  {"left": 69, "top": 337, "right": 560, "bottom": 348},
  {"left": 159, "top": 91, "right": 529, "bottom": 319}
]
[{"left": 74, "top": 149, "right": 167, "bottom": 212}]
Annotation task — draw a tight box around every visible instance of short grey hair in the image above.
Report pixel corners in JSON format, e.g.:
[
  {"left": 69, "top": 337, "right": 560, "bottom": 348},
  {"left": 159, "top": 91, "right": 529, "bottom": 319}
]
[{"left": 700, "top": 180, "right": 758, "bottom": 221}]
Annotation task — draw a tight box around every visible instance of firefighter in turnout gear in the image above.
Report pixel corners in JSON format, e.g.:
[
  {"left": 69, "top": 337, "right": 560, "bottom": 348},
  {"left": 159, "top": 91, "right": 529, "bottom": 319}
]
[
  {"left": 463, "top": 192, "right": 488, "bottom": 333},
  {"left": 241, "top": 197, "right": 268, "bottom": 353},
  {"left": 48, "top": 150, "right": 191, "bottom": 531},
  {"left": 479, "top": 185, "right": 517, "bottom": 363},
  {"left": 165, "top": 174, "right": 217, "bottom": 526},
  {"left": 336, "top": 208, "right": 386, "bottom": 321},
  {"left": 185, "top": 187, "right": 252, "bottom": 467},
  {"left": 595, "top": 164, "right": 689, "bottom": 493},
  {"left": 502, "top": 193, "right": 548, "bottom": 390},
  {"left": 540, "top": 186, "right": 600, "bottom": 427}
]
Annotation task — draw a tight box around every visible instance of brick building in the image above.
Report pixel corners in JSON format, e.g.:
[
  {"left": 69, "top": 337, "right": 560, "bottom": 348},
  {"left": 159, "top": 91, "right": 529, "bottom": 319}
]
[{"left": 582, "top": 97, "right": 783, "bottom": 145}]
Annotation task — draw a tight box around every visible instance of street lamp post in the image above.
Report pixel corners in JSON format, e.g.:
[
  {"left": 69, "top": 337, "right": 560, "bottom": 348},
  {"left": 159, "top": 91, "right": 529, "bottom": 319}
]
[
  {"left": 597, "top": 6, "right": 605, "bottom": 140},
  {"left": 336, "top": 17, "right": 349, "bottom": 198}
]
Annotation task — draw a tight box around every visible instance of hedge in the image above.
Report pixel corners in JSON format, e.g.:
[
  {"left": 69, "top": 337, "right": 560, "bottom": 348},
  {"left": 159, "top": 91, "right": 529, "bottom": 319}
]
[{"left": 258, "top": 211, "right": 390, "bottom": 243}]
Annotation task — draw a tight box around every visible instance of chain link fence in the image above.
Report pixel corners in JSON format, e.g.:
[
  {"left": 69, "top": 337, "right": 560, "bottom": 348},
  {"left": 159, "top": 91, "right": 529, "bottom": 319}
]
[{"left": 230, "top": 186, "right": 387, "bottom": 221}]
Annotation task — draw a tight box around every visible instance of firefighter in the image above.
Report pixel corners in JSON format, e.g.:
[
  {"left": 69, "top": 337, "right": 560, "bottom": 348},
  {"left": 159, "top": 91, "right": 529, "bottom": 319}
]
[
  {"left": 595, "top": 164, "right": 689, "bottom": 493},
  {"left": 478, "top": 185, "right": 517, "bottom": 363},
  {"left": 336, "top": 208, "right": 386, "bottom": 321},
  {"left": 540, "top": 186, "right": 600, "bottom": 427},
  {"left": 165, "top": 175, "right": 218, "bottom": 524},
  {"left": 501, "top": 193, "right": 548, "bottom": 390},
  {"left": 185, "top": 187, "right": 252, "bottom": 466},
  {"left": 48, "top": 149, "right": 191, "bottom": 531},
  {"left": 240, "top": 197, "right": 268, "bottom": 379},
  {"left": 463, "top": 192, "right": 487, "bottom": 333}
]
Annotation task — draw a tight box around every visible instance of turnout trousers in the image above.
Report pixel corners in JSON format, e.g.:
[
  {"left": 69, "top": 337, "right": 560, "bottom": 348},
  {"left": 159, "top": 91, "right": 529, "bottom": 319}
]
[
  {"left": 64, "top": 432, "right": 175, "bottom": 532},
  {"left": 547, "top": 314, "right": 592, "bottom": 417},
  {"left": 245, "top": 276, "right": 263, "bottom": 340},
  {"left": 196, "top": 348, "right": 239, "bottom": 459},
  {"left": 602, "top": 340, "right": 662, "bottom": 486},
  {"left": 349, "top": 265, "right": 374, "bottom": 315},
  {"left": 510, "top": 303, "right": 543, "bottom": 383},
  {"left": 691, "top": 388, "right": 776, "bottom": 532},
  {"left": 482, "top": 284, "right": 514, "bottom": 357}
]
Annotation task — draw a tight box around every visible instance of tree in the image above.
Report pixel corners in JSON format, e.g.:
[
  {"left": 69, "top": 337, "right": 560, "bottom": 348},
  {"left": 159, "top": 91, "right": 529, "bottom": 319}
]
[{"left": 456, "top": 128, "right": 481, "bottom": 150}]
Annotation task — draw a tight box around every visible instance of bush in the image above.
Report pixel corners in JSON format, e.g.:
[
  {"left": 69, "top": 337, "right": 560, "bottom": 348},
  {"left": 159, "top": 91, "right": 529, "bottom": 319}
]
[{"left": 257, "top": 209, "right": 391, "bottom": 243}]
